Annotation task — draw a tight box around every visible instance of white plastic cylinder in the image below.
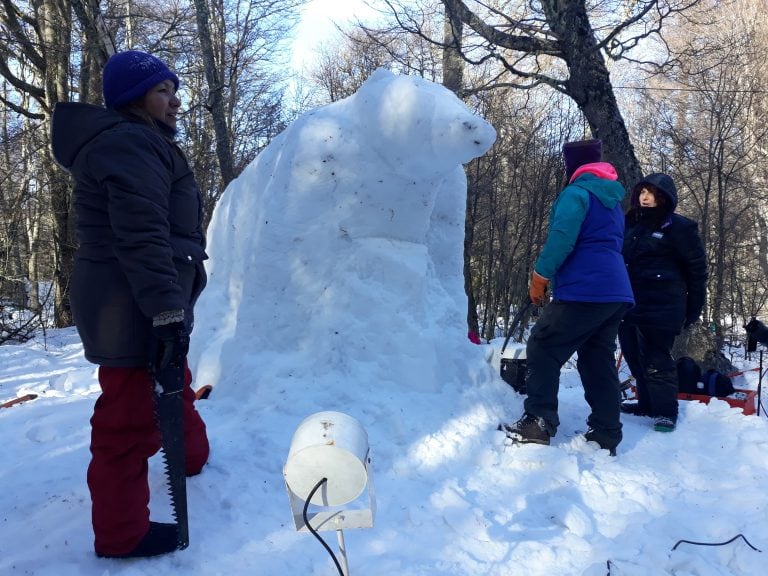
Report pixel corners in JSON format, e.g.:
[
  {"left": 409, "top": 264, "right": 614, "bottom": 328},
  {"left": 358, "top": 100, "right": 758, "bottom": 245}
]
[
  {"left": 284, "top": 411, "right": 369, "bottom": 506},
  {"left": 501, "top": 342, "right": 526, "bottom": 360}
]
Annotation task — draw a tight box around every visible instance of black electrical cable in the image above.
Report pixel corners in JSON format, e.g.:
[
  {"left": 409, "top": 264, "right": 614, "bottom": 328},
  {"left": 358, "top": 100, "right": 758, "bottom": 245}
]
[
  {"left": 303, "top": 478, "right": 345, "bottom": 576},
  {"left": 672, "top": 533, "right": 761, "bottom": 552},
  {"left": 613, "top": 85, "right": 768, "bottom": 94}
]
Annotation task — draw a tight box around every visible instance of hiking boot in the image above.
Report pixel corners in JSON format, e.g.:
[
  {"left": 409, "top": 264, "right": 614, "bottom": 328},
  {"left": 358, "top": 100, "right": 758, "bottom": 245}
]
[
  {"left": 653, "top": 416, "right": 676, "bottom": 432},
  {"left": 584, "top": 428, "right": 619, "bottom": 456},
  {"left": 620, "top": 401, "right": 650, "bottom": 416},
  {"left": 501, "top": 413, "right": 551, "bottom": 445},
  {"left": 96, "top": 522, "right": 180, "bottom": 559}
]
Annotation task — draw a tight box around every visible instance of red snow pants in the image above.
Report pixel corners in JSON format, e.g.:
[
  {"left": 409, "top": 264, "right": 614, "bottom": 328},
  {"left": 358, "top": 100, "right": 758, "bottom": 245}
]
[{"left": 88, "top": 362, "right": 209, "bottom": 556}]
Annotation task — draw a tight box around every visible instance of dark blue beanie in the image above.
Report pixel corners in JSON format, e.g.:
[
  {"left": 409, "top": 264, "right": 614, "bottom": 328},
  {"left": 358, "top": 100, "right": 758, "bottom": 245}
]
[
  {"left": 102, "top": 51, "right": 179, "bottom": 109},
  {"left": 562, "top": 139, "right": 602, "bottom": 177}
]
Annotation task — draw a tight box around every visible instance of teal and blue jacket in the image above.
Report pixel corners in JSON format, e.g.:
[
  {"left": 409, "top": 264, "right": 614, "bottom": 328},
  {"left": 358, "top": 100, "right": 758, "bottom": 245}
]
[{"left": 535, "top": 163, "right": 634, "bottom": 304}]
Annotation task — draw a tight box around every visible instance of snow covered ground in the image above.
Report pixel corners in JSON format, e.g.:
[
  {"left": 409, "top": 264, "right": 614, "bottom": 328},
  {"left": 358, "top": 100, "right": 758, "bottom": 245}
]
[{"left": 2, "top": 69, "right": 767, "bottom": 576}]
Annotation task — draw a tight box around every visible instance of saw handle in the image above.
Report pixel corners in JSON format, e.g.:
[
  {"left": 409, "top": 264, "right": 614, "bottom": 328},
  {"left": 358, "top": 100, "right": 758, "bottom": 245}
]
[
  {"left": 500, "top": 300, "right": 532, "bottom": 355},
  {"left": 152, "top": 321, "right": 189, "bottom": 370},
  {"left": 150, "top": 321, "right": 189, "bottom": 394}
]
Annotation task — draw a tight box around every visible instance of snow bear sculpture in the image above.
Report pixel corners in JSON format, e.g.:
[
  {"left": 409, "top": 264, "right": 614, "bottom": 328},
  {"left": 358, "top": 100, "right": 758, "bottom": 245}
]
[{"left": 192, "top": 69, "right": 496, "bottom": 393}]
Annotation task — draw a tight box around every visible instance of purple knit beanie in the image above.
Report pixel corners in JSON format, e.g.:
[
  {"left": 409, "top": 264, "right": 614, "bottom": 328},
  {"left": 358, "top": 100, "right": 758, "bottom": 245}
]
[
  {"left": 102, "top": 50, "right": 179, "bottom": 109},
  {"left": 562, "top": 139, "right": 602, "bottom": 177}
]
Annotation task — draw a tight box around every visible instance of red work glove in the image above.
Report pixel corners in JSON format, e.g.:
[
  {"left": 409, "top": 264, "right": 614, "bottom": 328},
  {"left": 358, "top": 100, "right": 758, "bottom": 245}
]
[{"left": 529, "top": 271, "right": 549, "bottom": 306}]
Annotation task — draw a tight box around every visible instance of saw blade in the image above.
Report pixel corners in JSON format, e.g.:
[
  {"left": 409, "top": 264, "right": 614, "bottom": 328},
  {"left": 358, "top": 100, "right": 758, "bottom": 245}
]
[{"left": 154, "top": 371, "right": 189, "bottom": 549}]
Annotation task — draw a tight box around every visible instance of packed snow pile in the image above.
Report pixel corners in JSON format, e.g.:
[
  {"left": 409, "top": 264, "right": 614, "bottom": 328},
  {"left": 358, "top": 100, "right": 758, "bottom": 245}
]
[{"left": 192, "top": 68, "right": 497, "bottom": 394}]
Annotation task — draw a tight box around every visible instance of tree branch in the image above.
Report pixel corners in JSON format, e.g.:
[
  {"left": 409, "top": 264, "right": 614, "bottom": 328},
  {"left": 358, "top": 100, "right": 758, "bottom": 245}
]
[
  {"left": 0, "top": 0, "right": 45, "bottom": 69},
  {"left": 442, "top": 0, "right": 561, "bottom": 55},
  {"left": 0, "top": 56, "right": 46, "bottom": 101},
  {"left": 0, "top": 93, "right": 44, "bottom": 119}
]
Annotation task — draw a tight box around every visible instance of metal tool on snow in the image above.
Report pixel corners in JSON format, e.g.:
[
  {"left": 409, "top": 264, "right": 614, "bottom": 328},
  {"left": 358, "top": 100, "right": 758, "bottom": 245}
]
[
  {"left": 499, "top": 300, "right": 532, "bottom": 393},
  {"left": 500, "top": 299, "right": 532, "bottom": 356}
]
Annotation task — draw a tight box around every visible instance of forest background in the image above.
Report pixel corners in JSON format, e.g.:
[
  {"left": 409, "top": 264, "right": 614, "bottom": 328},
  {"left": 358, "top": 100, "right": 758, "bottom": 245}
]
[{"left": 1, "top": 0, "right": 767, "bottom": 361}]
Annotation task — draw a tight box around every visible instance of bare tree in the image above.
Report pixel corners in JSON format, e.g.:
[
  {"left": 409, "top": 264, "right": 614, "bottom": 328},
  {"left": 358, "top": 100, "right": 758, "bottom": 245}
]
[
  {"left": 192, "top": 0, "right": 235, "bottom": 185},
  {"left": 308, "top": 28, "right": 395, "bottom": 103},
  {"left": 0, "top": 0, "right": 77, "bottom": 326},
  {"left": 374, "top": 0, "right": 715, "bottom": 189},
  {"left": 0, "top": 0, "right": 303, "bottom": 330},
  {"left": 637, "top": 0, "right": 768, "bottom": 345},
  {"left": 184, "top": 0, "right": 302, "bottom": 223}
]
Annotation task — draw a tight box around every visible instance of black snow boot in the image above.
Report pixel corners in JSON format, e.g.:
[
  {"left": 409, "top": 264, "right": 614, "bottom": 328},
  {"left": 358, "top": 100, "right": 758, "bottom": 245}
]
[
  {"left": 584, "top": 428, "right": 620, "bottom": 456},
  {"left": 500, "top": 413, "right": 551, "bottom": 445},
  {"left": 97, "top": 522, "right": 180, "bottom": 559}
]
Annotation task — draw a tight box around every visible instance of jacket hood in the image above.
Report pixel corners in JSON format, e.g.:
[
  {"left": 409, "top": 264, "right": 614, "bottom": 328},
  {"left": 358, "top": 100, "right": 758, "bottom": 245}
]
[
  {"left": 571, "top": 166, "right": 626, "bottom": 210},
  {"left": 569, "top": 161, "right": 617, "bottom": 183},
  {"left": 631, "top": 172, "right": 678, "bottom": 212},
  {"left": 51, "top": 102, "right": 125, "bottom": 169}
]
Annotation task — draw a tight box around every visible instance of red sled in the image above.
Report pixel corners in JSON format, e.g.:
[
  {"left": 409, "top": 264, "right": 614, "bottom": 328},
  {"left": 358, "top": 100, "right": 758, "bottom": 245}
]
[
  {"left": 630, "top": 385, "right": 757, "bottom": 415},
  {"left": 677, "top": 388, "right": 757, "bottom": 415}
]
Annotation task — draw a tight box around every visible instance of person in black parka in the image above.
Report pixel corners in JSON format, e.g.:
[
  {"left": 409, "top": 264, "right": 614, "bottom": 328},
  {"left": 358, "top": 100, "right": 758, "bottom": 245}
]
[
  {"left": 618, "top": 173, "right": 708, "bottom": 432},
  {"left": 51, "top": 51, "right": 209, "bottom": 559},
  {"left": 745, "top": 318, "right": 768, "bottom": 345}
]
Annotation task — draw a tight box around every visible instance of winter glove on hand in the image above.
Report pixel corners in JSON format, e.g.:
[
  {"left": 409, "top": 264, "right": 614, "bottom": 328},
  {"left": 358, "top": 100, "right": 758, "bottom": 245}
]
[
  {"left": 151, "top": 311, "right": 189, "bottom": 394},
  {"left": 529, "top": 271, "right": 549, "bottom": 306}
]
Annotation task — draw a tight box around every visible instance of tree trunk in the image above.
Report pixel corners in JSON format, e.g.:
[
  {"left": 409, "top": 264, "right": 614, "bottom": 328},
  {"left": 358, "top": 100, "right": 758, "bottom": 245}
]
[
  {"left": 41, "top": 0, "right": 75, "bottom": 327},
  {"left": 672, "top": 325, "right": 736, "bottom": 373},
  {"left": 71, "top": 0, "right": 113, "bottom": 103},
  {"left": 541, "top": 0, "right": 643, "bottom": 190},
  {"left": 192, "top": 0, "right": 236, "bottom": 187},
  {"left": 48, "top": 165, "right": 75, "bottom": 327},
  {"left": 442, "top": 0, "right": 464, "bottom": 94},
  {"left": 21, "top": 134, "right": 41, "bottom": 312},
  {"left": 442, "top": 0, "right": 479, "bottom": 337}
]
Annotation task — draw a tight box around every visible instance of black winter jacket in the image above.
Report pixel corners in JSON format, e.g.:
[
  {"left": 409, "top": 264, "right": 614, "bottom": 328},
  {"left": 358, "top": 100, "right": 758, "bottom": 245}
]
[
  {"left": 622, "top": 173, "right": 708, "bottom": 333},
  {"left": 51, "top": 102, "right": 207, "bottom": 366}
]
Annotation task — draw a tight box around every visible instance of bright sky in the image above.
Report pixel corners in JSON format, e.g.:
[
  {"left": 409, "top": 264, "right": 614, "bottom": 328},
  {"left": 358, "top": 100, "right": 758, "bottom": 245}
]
[{"left": 291, "top": 0, "right": 379, "bottom": 72}]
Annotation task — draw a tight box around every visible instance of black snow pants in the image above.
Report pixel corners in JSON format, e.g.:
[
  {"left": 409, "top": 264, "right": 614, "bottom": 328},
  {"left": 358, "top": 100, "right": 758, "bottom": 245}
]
[
  {"left": 617, "top": 323, "right": 679, "bottom": 420},
  {"left": 523, "top": 301, "right": 630, "bottom": 444}
]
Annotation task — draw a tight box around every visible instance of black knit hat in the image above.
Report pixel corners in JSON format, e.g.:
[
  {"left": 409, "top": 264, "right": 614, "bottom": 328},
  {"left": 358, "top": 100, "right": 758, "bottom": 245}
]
[
  {"left": 102, "top": 51, "right": 179, "bottom": 109},
  {"left": 562, "top": 139, "right": 602, "bottom": 177}
]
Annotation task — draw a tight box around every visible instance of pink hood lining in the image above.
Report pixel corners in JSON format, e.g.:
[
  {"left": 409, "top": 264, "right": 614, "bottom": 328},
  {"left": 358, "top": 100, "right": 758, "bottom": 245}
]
[{"left": 569, "top": 162, "right": 618, "bottom": 183}]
